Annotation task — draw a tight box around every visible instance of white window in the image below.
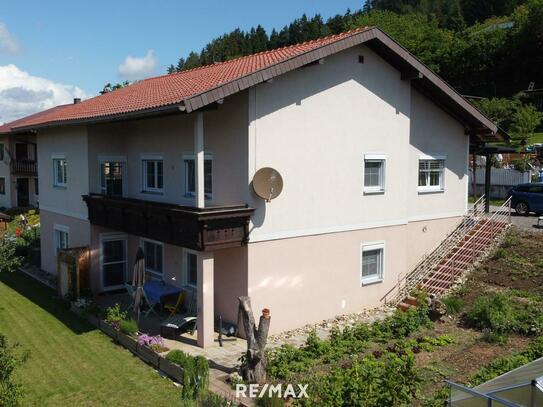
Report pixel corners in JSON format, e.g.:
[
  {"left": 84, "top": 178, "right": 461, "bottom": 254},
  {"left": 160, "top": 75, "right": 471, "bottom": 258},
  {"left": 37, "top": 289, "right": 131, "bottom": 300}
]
[
  {"left": 142, "top": 239, "right": 163, "bottom": 279},
  {"left": 361, "top": 242, "right": 385, "bottom": 285},
  {"left": 183, "top": 153, "right": 212, "bottom": 198},
  {"left": 142, "top": 157, "right": 163, "bottom": 193},
  {"left": 54, "top": 225, "right": 69, "bottom": 251},
  {"left": 418, "top": 156, "right": 445, "bottom": 192},
  {"left": 184, "top": 251, "right": 198, "bottom": 287},
  {"left": 53, "top": 157, "right": 67, "bottom": 187},
  {"left": 363, "top": 154, "right": 385, "bottom": 193},
  {"left": 101, "top": 235, "right": 127, "bottom": 289}
]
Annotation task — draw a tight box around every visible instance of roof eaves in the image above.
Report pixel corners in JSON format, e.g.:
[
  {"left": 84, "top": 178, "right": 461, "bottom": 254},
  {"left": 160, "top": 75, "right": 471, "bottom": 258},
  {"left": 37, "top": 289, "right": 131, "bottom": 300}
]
[{"left": 12, "top": 102, "right": 186, "bottom": 133}]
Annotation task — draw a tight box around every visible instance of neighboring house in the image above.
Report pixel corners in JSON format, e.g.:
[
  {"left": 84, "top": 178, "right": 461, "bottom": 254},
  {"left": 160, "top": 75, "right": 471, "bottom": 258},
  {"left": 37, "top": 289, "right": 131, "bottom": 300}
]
[
  {"left": 0, "top": 119, "right": 42, "bottom": 208},
  {"left": 1, "top": 27, "right": 505, "bottom": 347}
]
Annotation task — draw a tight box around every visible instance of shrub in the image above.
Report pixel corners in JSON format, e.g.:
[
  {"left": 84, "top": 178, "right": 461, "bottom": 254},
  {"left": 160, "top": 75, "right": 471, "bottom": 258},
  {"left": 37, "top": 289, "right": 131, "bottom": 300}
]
[
  {"left": 493, "top": 248, "right": 507, "bottom": 259},
  {"left": 466, "top": 292, "right": 543, "bottom": 336},
  {"left": 120, "top": 319, "right": 138, "bottom": 336},
  {"left": 481, "top": 329, "right": 507, "bottom": 344},
  {"left": 0, "top": 333, "right": 28, "bottom": 407},
  {"left": 466, "top": 292, "right": 515, "bottom": 334},
  {"left": 299, "top": 351, "right": 421, "bottom": 407},
  {"left": 372, "top": 306, "right": 431, "bottom": 340},
  {"left": 441, "top": 296, "right": 465, "bottom": 315},
  {"left": 166, "top": 350, "right": 209, "bottom": 400},
  {"left": 0, "top": 241, "right": 23, "bottom": 273},
  {"left": 105, "top": 303, "right": 127, "bottom": 330}
]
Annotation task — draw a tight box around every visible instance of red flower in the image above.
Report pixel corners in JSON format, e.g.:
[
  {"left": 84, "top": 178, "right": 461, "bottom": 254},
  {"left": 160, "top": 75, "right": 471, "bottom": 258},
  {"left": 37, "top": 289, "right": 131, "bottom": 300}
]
[{"left": 15, "top": 228, "right": 21, "bottom": 237}]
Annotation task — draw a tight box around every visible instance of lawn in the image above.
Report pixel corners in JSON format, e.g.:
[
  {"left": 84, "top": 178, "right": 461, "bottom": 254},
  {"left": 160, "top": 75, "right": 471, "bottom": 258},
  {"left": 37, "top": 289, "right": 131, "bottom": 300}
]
[
  {"left": 467, "top": 195, "right": 504, "bottom": 207},
  {"left": 0, "top": 271, "right": 181, "bottom": 407}
]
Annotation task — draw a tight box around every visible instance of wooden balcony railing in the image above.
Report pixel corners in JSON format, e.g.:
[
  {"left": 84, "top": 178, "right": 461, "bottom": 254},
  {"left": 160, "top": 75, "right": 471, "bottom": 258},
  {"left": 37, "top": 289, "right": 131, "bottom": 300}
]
[
  {"left": 82, "top": 194, "right": 255, "bottom": 251},
  {"left": 11, "top": 160, "right": 37, "bottom": 176}
]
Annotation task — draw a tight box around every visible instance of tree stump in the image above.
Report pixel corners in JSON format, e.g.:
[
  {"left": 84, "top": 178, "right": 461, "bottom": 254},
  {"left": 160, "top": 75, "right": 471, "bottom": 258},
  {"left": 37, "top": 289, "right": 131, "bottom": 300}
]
[{"left": 238, "top": 296, "right": 270, "bottom": 384}]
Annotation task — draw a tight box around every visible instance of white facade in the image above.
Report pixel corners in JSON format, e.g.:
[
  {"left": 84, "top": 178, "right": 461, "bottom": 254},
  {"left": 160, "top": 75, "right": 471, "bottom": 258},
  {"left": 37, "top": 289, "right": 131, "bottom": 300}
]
[{"left": 37, "top": 43, "right": 472, "bottom": 334}]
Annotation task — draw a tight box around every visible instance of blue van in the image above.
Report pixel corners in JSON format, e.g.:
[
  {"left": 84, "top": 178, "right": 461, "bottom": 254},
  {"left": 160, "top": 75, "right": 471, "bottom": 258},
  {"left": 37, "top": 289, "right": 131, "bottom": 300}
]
[{"left": 507, "top": 183, "right": 543, "bottom": 215}]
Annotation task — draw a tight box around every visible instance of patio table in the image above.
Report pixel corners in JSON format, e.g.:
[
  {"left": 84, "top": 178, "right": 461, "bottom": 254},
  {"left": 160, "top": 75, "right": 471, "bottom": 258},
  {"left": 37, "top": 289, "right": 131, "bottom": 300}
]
[{"left": 143, "top": 281, "right": 182, "bottom": 305}]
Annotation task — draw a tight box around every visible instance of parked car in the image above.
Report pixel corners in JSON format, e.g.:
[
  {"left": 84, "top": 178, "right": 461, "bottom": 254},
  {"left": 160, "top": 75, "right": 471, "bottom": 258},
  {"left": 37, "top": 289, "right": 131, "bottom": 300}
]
[{"left": 507, "top": 183, "right": 543, "bottom": 215}]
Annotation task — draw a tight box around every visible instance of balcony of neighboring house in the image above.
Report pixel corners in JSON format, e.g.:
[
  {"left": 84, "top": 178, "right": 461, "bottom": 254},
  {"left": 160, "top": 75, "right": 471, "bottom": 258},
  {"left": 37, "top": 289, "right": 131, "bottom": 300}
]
[
  {"left": 11, "top": 141, "right": 37, "bottom": 176},
  {"left": 11, "top": 159, "right": 37, "bottom": 176},
  {"left": 82, "top": 194, "right": 255, "bottom": 251}
]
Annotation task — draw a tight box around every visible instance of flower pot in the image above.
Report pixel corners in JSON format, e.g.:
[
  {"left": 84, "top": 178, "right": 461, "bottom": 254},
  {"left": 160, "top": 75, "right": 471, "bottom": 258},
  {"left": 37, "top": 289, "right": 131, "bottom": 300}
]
[
  {"left": 159, "top": 357, "right": 185, "bottom": 383},
  {"left": 137, "top": 345, "right": 160, "bottom": 367},
  {"left": 99, "top": 320, "right": 119, "bottom": 341},
  {"left": 118, "top": 332, "right": 137, "bottom": 353}
]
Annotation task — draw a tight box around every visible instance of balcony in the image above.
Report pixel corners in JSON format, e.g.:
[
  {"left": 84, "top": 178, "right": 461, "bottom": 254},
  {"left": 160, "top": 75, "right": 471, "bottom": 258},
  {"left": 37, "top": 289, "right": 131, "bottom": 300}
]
[
  {"left": 11, "top": 160, "right": 37, "bottom": 176},
  {"left": 82, "top": 194, "right": 255, "bottom": 251}
]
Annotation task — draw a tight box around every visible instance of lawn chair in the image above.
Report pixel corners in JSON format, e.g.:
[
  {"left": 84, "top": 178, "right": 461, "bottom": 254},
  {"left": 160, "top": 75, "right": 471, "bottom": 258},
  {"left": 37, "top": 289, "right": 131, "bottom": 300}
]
[
  {"left": 125, "top": 283, "right": 135, "bottom": 311},
  {"left": 164, "top": 290, "right": 186, "bottom": 317},
  {"left": 160, "top": 289, "right": 197, "bottom": 339},
  {"left": 143, "top": 289, "right": 160, "bottom": 318}
]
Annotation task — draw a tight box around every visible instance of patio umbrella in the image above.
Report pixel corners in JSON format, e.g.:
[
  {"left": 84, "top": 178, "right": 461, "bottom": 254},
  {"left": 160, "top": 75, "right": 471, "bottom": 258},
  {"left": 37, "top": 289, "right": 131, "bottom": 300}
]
[{"left": 132, "top": 248, "right": 145, "bottom": 323}]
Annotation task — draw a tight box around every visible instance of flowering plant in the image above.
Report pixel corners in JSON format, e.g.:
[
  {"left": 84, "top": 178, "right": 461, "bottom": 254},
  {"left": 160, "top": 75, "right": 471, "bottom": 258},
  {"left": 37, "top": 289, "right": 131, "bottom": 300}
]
[{"left": 137, "top": 334, "right": 168, "bottom": 352}]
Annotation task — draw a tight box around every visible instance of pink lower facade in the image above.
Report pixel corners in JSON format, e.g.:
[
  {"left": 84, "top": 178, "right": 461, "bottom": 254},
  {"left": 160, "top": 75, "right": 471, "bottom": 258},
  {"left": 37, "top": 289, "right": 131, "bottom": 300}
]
[{"left": 41, "top": 208, "right": 460, "bottom": 335}]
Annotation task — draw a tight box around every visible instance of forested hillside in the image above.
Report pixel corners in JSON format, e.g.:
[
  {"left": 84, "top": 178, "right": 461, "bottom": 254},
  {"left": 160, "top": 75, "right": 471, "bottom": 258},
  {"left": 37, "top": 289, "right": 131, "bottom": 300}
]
[{"left": 167, "top": 0, "right": 542, "bottom": 99}]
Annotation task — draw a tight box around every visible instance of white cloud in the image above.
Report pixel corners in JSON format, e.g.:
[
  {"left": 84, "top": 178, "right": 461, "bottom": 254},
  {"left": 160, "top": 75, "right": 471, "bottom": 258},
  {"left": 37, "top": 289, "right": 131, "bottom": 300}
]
[
  {"left": 0, "top": 22, "right": 21, "bottom": 55},
  {"left": 0, "top": 64, "right": 86, "bottom": 124},
  {"left": 118, "top": 49, "right": 156, "bottom": 79}
]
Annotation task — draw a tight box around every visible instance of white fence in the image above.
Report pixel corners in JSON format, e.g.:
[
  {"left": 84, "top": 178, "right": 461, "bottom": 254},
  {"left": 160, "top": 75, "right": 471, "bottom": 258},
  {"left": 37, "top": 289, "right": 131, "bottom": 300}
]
[
  {"left": 470, "top": 168, "right": 531, "bottom": 186},
  {"left": 469, "top": 168, "right": 532, "bottom": 198}
]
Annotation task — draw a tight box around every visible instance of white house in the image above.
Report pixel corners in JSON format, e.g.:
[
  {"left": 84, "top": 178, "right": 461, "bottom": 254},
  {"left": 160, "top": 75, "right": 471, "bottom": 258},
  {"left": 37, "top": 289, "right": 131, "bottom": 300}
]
[{"left": 0, "top": 27, "right": 504, "bottom": 347}]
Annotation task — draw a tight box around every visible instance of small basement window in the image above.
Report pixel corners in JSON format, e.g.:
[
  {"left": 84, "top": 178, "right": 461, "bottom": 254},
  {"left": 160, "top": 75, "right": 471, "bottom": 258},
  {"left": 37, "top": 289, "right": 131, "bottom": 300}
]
[{"left": 361, "top": 242, "right": 384, "bottom": 285}]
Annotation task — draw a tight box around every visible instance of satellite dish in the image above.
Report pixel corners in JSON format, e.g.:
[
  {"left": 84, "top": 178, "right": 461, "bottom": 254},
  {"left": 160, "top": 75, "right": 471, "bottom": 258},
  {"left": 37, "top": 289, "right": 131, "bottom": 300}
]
[{"left": 252, "top": 167, "right": 283, "bottom": 202}]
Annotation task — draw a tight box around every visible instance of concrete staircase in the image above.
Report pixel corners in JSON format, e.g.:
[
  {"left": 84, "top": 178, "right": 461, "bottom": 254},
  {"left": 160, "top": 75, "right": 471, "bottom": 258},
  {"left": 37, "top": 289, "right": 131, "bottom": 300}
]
[{"left": 382, "top": 196, "right": 511, "bottom": 307}]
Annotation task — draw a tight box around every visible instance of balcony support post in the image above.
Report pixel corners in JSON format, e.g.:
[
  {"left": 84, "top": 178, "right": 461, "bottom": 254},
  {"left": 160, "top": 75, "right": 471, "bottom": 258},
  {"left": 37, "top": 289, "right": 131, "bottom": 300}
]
[
  {"left": 194, "top": 111, "right": 205, "bottom": 208},
  {"left": 196, "top": 251, "right": 214, "bottom": 348}
]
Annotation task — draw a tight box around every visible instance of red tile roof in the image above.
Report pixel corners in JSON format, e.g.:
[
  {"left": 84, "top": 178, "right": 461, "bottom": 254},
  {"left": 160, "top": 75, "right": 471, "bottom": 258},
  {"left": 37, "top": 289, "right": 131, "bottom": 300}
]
[
  {"left": 0, "top": 104, "right": 69, "bottom": 134},
  {"left": 2, "top": 26, "right": 503, "bottom": 140},
  {"left": 5, "top": 27, "right": 372, "bottom": 131}
]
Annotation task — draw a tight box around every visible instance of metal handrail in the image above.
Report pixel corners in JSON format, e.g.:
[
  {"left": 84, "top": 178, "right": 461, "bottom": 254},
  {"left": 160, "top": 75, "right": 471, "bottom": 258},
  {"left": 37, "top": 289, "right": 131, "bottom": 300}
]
[
  {"left": 423, "top": 197, "right": 512, "bottom": 292},
  {"left": 381, "top": 195, "right": 486, "bottom": 304}
]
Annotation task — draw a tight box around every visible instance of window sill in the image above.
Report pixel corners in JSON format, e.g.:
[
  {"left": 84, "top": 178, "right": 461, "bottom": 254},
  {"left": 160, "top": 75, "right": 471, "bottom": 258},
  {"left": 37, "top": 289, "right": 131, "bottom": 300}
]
[
  {"left": 184, "top": 193, "right": 213, "bottom": 200},
  {"left": 53, "top": 184, "right": 67, "bottom": 189},
  {"left": 363, "top": 188, "right": 385, "bottom": 195},
  {"left": 361, "top": 277, "right": 383, "bottom": 286},
  {"left": 418, "top": 188, "right": 445, "bottom": 195},
  {"left": 141, "top": 190, "right": 164, "bottom": 195}
]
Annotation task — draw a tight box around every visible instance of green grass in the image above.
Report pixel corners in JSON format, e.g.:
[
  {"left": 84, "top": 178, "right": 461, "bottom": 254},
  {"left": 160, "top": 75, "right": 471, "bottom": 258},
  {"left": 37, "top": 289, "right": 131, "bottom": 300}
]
[
  {"left": 529, "top": 132, "right": 543, "bottom": 145},
  {"left": 467, "top": 195, "right": 505, "bottom": 206},
  {"left": 0, "top": 271, "right": 181, "bottom": 406}
]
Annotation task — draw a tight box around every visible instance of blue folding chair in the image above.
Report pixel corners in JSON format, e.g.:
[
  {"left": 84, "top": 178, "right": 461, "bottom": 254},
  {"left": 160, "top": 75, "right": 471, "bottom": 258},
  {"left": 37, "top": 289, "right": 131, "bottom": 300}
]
[{"left": 143, "top": 289, "right": 160, "bottom": 318}]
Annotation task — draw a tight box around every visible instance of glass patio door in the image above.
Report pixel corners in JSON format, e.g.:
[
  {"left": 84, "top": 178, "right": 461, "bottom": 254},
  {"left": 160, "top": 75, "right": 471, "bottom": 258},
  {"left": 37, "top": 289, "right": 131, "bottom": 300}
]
[
  {"left": 101, "top": 237, "right": 127, "bottom": 290},
  {"left": 100, "top": 162, "right": 124, "bottom": 197}
]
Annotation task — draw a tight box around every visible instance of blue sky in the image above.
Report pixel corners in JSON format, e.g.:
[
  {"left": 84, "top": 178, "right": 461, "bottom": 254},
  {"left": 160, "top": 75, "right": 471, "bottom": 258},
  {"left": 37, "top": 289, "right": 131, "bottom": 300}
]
[{"left": 0, "top": 0, "right": 364, "bottom": 123}]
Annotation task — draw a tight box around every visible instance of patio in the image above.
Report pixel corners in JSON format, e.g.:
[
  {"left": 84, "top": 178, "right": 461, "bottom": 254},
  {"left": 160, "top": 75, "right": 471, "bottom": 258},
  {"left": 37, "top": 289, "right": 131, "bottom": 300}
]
[{"left": 94, "top": 291, "right": 247, "bottom": 371}]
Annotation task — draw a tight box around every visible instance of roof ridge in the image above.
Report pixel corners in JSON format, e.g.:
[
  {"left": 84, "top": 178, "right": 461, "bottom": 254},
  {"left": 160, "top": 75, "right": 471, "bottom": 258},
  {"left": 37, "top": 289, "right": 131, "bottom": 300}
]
[{"left": 160, "top": 25, "right": 372, "bottom": 79}]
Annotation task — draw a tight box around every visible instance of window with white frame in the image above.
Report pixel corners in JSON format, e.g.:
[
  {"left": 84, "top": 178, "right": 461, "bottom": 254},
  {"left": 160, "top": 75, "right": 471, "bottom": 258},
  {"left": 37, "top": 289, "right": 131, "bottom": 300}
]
[
  {"left": 54, "top": 225, "right": 69, "bottom": 252},
  {"left": 184, "top": 251, "right": 198, "bottom": 287},
  {"left": 418, "top": 157, "right": 445, "bottom": 192},
  {"left": 53, "top": 157, "right": 67, "bottom": 187},
  {"left": 363, "top": 154, "right": 385, "bottom": 193},
  {"left": 361, "top": 242, "right": 384, "bottom": 285},
  {"left": 142, "top": 157, "right": 163, "bottom": 193},
  {"left": 184, "top": 154, "right": 212, "bottom": 198},
  {"left": 142, "top": 239, "right": 163, "bottom": 279}
]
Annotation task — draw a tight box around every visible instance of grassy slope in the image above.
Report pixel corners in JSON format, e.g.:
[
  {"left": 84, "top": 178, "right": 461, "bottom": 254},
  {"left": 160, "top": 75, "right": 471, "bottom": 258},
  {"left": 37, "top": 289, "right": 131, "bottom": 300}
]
[{"left": 0, "top": 271, "right": 181, "bottom": 407}]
